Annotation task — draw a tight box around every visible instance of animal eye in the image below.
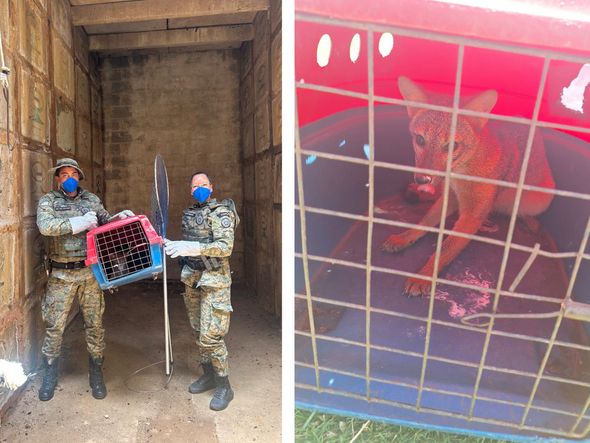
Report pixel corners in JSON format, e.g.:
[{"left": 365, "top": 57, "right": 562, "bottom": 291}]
[
  {"left": 415, "top": 134, "right": 425, "bottom": 146},
  {"left": 443, "top": 141, "right": 460, "bottom": 152}
]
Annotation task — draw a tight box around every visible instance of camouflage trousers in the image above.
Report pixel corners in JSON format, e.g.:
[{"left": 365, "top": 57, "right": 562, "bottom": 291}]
[
  {"left": 41, "top": 268, "right": 105, "bottom": 360},
  {"left": 183, "top": 285, "right": 232, "bottom": 377}
]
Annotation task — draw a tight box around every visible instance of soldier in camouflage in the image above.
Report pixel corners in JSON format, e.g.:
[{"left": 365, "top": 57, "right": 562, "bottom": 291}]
[
  {"left": 36, "top": 158, "right": 134, "bottom": 401},
  {"left": 164, "top": 172, "right": 239, "bottom": 411}
]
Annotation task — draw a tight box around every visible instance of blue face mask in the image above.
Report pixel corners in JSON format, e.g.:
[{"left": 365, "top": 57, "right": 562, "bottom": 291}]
[
  {"left": 192, "top": 186, "right": 212, "bottom": 203},
  {"left": 62, "top": 177, "right": 79, "bottom": 193}
]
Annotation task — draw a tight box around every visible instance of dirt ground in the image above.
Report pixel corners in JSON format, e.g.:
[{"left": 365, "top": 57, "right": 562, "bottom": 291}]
[{"left": 0, "top": 282, "right": 281, "bottom": 443}]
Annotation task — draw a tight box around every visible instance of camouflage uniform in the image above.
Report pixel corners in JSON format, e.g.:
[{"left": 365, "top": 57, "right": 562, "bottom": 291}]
[
  {"left": 37, "top": 188, "right": 110, "bottom": 360},
  {"left": 180, "top": 198, "right": 238, "bottom": 377}
]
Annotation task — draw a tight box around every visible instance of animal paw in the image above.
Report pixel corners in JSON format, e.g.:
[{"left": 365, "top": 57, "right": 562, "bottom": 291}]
[
  {"left": 404, "top": 276, "right": 432, "bottom": 297},
  {"left": 382, "top": 234, "right": 412, "bottom": 252}
]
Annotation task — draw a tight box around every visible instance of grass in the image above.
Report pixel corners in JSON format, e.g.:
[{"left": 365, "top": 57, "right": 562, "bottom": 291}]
[{"left": 295, "top": 409, "right": 509, "bottom": 443}]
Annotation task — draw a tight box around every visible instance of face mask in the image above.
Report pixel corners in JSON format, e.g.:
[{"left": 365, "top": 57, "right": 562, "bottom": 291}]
[
  {"left": 192, "top": 186, "right": 212, "bottom": 203},
  {"left": 62, "top": 177, "right": 79, "bottom": 193}
]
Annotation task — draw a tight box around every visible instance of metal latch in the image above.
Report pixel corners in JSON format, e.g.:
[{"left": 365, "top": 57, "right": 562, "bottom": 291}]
[{"left": 563, "top": 300, "right": 590, "bottom": 322}]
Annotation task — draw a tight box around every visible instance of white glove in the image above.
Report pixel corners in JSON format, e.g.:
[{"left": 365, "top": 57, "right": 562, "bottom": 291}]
[
  {"left": 69, "top": 211, "right": 98, "bottom": 234},
  {"left": 163, "top": 239, "right": 202, "bottom": 258},
  {"left": 108, "top": 209, "right": 135, "bottom": 222},
  {"left": 0, "top": 359, "right": 28, "bottom": 390}
]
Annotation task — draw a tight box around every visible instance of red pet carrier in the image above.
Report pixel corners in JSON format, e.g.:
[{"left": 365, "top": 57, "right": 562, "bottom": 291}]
[
  {"left": 295, "top": 0, "right": 590, "bottom": 441},
  {"left": 85, "top": 215, "right": 163, "bottom": 290}
]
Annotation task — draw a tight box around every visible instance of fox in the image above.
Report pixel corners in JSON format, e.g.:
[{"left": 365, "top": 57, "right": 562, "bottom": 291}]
[{"left": 383, "top": 77, "right": 556, "bottom": 297}]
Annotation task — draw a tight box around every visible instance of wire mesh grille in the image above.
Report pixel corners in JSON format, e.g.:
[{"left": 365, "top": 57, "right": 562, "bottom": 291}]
[
  {"left": 295, "top": 11, "right": 590, "bottom": 440},
  {"left": 95, "top": 221, "right": 153, "bottom": 281}
]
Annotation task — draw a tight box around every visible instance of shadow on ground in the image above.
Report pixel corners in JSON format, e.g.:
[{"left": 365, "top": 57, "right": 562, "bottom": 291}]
[{"left": 0, "top": 282, "right": 281, "bottom": 443}]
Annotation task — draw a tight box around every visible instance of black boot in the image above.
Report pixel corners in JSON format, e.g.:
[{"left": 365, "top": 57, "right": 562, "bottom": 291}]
[
  {"left": 38, "top": 357, "right": 58, "bottom": 401},
  {"left": 209, "top": 375, "right": 234, "bottom": 411},
  {"left": 188, "top": 362, "right": 216, "bottom": 394},
  {"left": 89, "top": 356, "right": 107, "bottom": 399}
]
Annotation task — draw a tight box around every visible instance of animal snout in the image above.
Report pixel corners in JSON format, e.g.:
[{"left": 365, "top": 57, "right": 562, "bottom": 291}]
[{"left": 414, "top": 174, "right": 432, "bottom": 185}]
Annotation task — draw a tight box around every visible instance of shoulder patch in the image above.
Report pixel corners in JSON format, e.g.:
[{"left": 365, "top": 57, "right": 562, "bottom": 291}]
[
  {"left": 38, "top": 193, "right": 57, "bottom": 208},
  {"left": 220, "top": 216, "right": 232, "bottom": 228}
]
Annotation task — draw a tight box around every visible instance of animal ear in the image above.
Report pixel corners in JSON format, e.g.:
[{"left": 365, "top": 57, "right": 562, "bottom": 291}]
[
  {"left": 463, "top": 89, "right": 498, "bottom": 130},
  {"left": 398, "top": 76, "right": 429, "bottom": 118}
]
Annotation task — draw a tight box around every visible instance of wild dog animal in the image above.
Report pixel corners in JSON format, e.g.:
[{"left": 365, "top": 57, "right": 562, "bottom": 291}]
[{"left": 383, "top": 77, "right": 555, "bottom": 296}]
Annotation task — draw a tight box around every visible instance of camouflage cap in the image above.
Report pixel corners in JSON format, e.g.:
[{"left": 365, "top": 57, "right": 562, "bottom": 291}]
[{"left": 49, "top": 158, "right": 85, "bottom": 180}]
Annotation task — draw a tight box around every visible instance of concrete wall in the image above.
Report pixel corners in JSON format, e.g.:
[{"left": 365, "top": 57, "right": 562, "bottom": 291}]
[
  {"left": 100, "top": 48, "right": 245, "bottom": 282},
  {"left": 240, "top": 1, "right": 282, "bottom": 316},
  {"left": 0, "top": 0, "right": 104, "bottom": 412}
]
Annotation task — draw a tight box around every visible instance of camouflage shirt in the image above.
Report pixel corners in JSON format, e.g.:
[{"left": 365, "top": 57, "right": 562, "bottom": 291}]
[
  {"left": 37, "top": 188, "right": 110, "bottom": 262},
  {"left": 180, "top": 198, "right": 238, "bottom": 289}
]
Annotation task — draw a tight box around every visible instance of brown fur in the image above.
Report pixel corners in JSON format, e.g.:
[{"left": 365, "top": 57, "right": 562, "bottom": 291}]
[{"left": 383, "top": 77, "right": 555, "bottom": 296}]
